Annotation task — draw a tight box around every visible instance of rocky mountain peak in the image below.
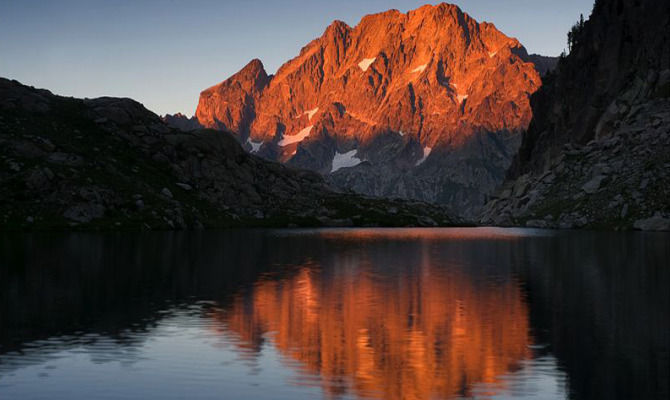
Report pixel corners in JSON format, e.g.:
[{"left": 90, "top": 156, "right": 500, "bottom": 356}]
[
  {"left": 203, "top": 58, "right": 269, "bottom": 96},
  {"left": 196, "top": 58, "right": 270, "bottom": 134},
  {"left": 323, "top": 19, "right": 351, "bottom": 38},
  {"left": 193, "top": 2, "right": 554, "bottom": 216},
  {"left": 241, "top": 58, "right": 268, "bottom": 78}
]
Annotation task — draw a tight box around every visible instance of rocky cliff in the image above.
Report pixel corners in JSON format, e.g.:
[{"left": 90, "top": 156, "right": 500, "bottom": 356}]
[
  {"left": 481, "top": 0, "right": 670, "bottom": 230},
  {"left": 0, "top": 78, "right": 459, "bottom": 230},
  {"left": 195, "top": 3, "right": 549, "bottom": 216}
]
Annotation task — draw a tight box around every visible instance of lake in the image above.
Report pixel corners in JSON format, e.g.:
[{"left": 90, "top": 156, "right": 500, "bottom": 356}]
[{"left": 0, "top": 228, "right": 668, "bottom": 399}]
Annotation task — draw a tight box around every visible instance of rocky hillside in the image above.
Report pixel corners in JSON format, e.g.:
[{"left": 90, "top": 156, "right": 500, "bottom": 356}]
[
  {"left": 195, "top": 3, "right": 551, "bottom": 216},
  {"left": 481, "top": 0, "right": 670, "bottom": 230},
  {"left": 0, "top": 78, "right": 460, "bottom": 231}
]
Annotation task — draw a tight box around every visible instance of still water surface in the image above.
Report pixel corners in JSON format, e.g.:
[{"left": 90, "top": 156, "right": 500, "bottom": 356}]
[{"left": 0, "top": 228, "right": 668, "bottom": 399}]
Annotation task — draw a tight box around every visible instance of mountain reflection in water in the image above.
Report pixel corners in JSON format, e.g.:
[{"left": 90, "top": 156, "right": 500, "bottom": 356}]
[
  {"left": 0, "top": 228, "right": 668, "bottom": 400},
  {"left": 218, "top": 254, "right": 531, "bottom": 398}
]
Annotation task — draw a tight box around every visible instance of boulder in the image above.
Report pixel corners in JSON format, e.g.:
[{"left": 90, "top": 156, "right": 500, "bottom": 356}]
[
  {"left": 176, "top": 182, "right": 193, "bottom": 191},
  {"left": 582, "top": 175, "right": 607, "bottom": 194},
  {"left": 47, "top": 152, "right": 84, "bottom": 167},
  {"left": 526, "top": 219, "right": 548, "bottom": 228},
  {"left": 633, "top": 213, "right": 670, "bottom": 231},
  {"left": 63, "top": 203, "right": 106, "bottom": 223}
]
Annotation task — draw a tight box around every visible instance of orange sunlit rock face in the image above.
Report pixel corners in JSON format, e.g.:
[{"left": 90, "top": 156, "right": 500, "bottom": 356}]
[
  {"left": 196, "top": 3, "right": 541, "bottom": 152},
  {"left": 213, "top": 259, "right": 533, "bottom": 399}
]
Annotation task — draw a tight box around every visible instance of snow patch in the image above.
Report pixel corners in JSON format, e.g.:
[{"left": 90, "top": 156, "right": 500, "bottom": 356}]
[
  {"left": 450, "top": 83, "right": 459, "bottom": 89},
  {"left": 411, "top": 64, "right": 427, "bottom": 73},
  {"left": 358, "top": 57, "right": 376, "bottom": 71},
  {"left": 488, "top": 51, "right": 498, "bottom": 58},
  {"left": 457, "top": 94, "right": 469, "bottom": 104},
  {"left": 305, "top": 107, "right": 319, "bottom": 120},
  {"left": 278, "top": 125, "right": 313, "bottom": 146},
  {"left": 399, "top": 130, "right": 406, "bottom": 137},
  {"left": 331, "top": 150, "right": 362, "bottom": 173},
  {"left": 246, "top": 138, "right": 263, "bottom": 153},
  {"left": 415, "top": 146, "right": 432, "bottom": 166}
]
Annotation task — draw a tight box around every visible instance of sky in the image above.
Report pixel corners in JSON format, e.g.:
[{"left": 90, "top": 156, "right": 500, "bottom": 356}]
[{"left": 0, "top": 0, "right": 594, "bottom": 116}]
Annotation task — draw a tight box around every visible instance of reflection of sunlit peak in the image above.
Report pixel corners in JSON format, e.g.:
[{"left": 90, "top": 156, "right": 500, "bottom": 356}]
[
  {"left": 406, "top": 329, "right": 428, "bottom": 370},
  {"left": 355, "top": 329, "right": 375, "bottom": 381},
  {"left": 294, "top": 268, "right": 319, "bottom": 321},
  {"left": 217, "top": 261, "right": 533, "bottom": 399},
  {"left": 279, "top": 227, "right": 554, "bottom": 242}
]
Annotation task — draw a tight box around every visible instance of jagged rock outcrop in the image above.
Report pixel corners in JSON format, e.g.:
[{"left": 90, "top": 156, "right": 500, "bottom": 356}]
[
  {"left": 481, "top": 0, "right": 670, "bottom": 230},
  {"left": 0, "top": 78, "right": 460, "bottom": 230},
  {"left": 195, "top": 3, "right": 549, "bottom": 216},
  {"left": 162, "top": 113, "right": 202, "bottom": 131}
]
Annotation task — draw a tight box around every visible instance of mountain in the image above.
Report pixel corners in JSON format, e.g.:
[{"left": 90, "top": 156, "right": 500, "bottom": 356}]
[
  {"left": 162, "top": 112, "right": 202, "bottom": 131},
  {"left": 480, "top": 0, "right": 670, "bottom": 230},
  {"left": 0, "top": 78, "right": 460, "bottom": 230},
  {"left": 525, "top": 54, "right": 558, "bottom": 76},
  {"left": 195, "top": 3, "right": 549, "bottom": 217}
]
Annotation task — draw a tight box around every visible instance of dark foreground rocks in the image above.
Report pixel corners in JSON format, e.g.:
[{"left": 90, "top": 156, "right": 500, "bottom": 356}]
[
  {"left": 0, "top": 78, "right": 460, "bottom": 231},
  {"left": 480, "top": 99, "right": 670, "bottom": 231},
  {"left": 481, "top": 0, "right": 670, "bottom": 231}
]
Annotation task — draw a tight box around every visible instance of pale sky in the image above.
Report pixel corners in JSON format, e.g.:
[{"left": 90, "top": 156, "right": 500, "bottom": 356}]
[{"left": 0, "top": 0, "right": 594, "bottom": 116}]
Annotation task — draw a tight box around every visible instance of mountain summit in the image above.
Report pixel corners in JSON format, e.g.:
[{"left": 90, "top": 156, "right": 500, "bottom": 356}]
[{"left": 195, "top": 3, "right": 549, "bottom": 215}]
